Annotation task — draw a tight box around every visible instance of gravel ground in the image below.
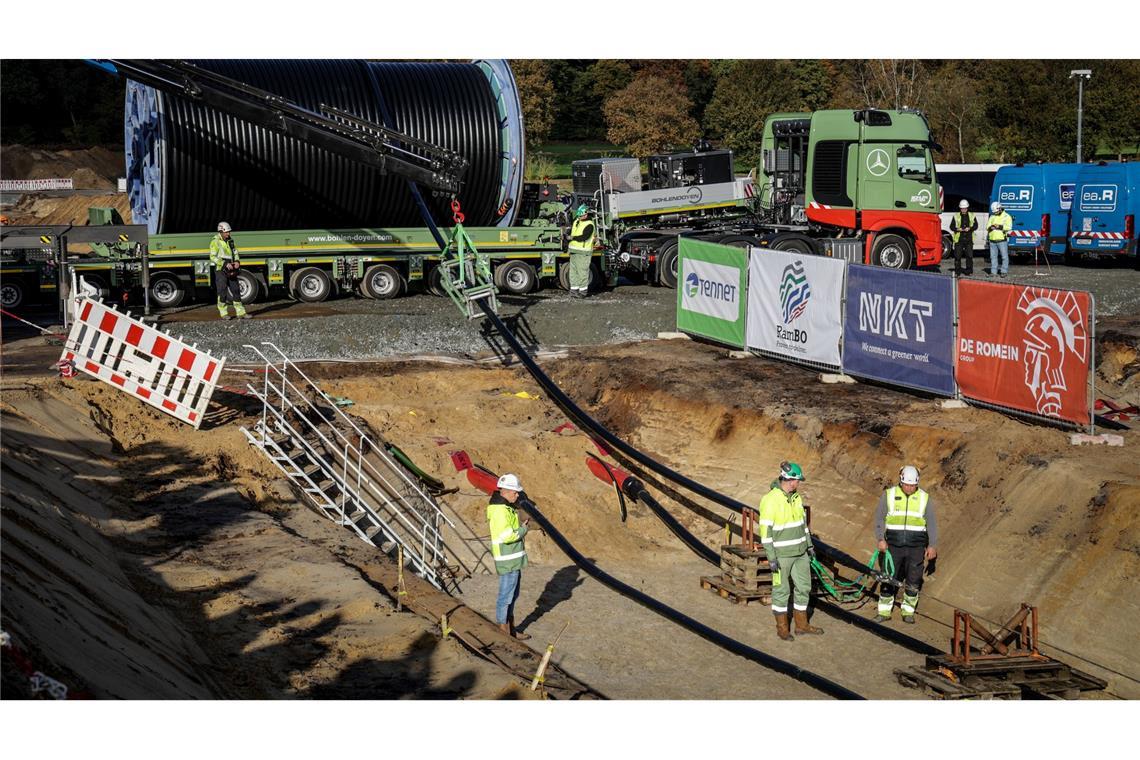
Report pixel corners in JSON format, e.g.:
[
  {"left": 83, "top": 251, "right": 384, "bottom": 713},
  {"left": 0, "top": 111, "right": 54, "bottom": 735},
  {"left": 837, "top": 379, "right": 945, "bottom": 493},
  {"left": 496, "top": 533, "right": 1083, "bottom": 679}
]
[{"left": 5, "top": 259, "right": 1139, "bottom": 364}]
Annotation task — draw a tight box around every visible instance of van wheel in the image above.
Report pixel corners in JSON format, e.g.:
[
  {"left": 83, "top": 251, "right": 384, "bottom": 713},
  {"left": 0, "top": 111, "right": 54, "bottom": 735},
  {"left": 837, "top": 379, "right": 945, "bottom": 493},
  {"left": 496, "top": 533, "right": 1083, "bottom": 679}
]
[
  {"left": 149, "top": 273, "right": 185, "bottom": 308},
  {"left": 1, "top": 279, "right": 25, "bottom": 309},
  {"left": 361, "top": 264, "right": 404, "bottom": 299},
  {"left": 872, "top": 234, "right": 913, "bottom": 269},
  {"left": 495, "top": 261, "right": 536, "bottom": 295},
  {"left": 289, "top": 267, "right": 332, "bottom": 303},
  {"left": 657, "top": 241, "right": 679, "bottom": 288}
]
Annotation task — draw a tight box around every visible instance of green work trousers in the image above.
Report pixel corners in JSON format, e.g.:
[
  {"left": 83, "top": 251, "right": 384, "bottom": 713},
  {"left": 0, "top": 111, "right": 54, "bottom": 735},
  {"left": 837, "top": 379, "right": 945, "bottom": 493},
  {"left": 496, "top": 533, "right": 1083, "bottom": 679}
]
[
  {"left": 770, "top": 552, "right": 811, "bottom": 614},
  {"left": 568, "top": 251, "right": 591, "bottom": 292}
]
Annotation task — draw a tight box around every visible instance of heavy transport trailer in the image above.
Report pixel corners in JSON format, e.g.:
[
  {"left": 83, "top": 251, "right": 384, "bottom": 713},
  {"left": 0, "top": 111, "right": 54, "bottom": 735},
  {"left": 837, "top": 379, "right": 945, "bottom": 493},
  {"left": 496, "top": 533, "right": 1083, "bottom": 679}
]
[{"left": 578, "top": 108, "right": 946, "bottom": 288}]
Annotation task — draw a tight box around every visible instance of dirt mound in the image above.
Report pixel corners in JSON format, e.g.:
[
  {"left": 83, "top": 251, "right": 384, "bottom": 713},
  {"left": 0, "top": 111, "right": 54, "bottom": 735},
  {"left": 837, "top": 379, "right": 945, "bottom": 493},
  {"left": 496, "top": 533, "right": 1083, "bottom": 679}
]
[
  {"left": 3, "top": 192, "right": 131, "bottom": 227},
  {"left": 1097, "top": 316, "right": 1140, "bottom": 402},
  {"left": 0, "top": 145, "right": 123, "bottom": 189}
]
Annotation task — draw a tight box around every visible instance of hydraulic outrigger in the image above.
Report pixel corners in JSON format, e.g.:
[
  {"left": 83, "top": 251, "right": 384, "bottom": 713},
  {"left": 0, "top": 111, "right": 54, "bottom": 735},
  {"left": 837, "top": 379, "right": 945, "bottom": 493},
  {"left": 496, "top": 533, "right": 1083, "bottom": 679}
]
[{"left": 90, "top": 59, "right": 501, "bottom": 317}]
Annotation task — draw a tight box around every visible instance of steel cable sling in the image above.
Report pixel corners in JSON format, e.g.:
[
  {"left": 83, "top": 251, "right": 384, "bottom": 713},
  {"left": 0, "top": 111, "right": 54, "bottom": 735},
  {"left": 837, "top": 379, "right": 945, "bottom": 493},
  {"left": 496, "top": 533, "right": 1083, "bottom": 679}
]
[{"left": 478, "top": 302, "right": 941, "bottom": 657}]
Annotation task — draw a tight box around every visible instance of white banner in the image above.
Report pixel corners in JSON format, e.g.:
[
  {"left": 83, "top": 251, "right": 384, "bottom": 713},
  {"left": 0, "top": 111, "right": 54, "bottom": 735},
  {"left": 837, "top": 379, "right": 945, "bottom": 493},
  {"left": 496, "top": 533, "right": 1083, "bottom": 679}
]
[
  {"left": 746, "top": 248, "right": 845, "bottom": 367},
  {"left": 680, "top": 256, "right": 743, "bottom": 322},
  {"left": 0, "top": 178, "right": 74, "bottom": 191}
]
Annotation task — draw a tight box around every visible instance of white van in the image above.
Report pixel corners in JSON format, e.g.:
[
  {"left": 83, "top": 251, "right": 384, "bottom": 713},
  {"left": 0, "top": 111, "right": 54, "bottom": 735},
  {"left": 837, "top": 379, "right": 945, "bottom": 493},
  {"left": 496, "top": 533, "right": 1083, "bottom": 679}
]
[{"left": 936, "top": 164, "right": 1008, "bottom": 252}]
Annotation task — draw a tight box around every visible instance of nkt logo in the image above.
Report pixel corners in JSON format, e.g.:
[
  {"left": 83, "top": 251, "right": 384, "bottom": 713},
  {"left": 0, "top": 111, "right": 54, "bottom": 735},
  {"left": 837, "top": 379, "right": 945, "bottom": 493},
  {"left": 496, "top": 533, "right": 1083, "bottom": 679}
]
[{"left": 779, "top": 261, "right": 811, "bottom": 323}]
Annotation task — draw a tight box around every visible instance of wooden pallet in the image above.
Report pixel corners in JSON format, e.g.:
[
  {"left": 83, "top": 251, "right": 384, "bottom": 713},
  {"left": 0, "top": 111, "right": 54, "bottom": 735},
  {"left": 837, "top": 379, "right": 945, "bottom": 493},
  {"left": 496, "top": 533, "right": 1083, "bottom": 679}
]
[
  {"left": 701, "top": 575, "right": 772, "bottom": 605},
  {"left": 894, "top": 666, "right": 1021, "bottom": 700},
  {"left": 719, "top": 545, "right": 773, "bottom": 591}
]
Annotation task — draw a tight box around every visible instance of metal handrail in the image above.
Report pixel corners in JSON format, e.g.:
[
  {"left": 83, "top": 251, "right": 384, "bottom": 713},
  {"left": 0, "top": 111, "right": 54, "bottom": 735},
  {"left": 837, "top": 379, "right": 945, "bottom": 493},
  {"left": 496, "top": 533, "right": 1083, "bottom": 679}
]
[
  {"left": 241, "top": 343, "right": 448, "bottom": 536},
  {"left": 245, "top": 383, "right": 441, "bottom": 582},
  {"left": 258, "top": 342, "right": 455, "bottom": 529}
]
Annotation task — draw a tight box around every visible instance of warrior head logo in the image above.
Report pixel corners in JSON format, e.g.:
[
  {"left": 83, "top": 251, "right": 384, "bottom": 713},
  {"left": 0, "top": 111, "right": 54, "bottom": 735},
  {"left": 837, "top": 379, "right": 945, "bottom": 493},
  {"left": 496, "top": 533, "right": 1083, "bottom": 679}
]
[
  {"left": 780, "top": 261, "right": 811, "bottom": 323},
  {"left": 1017, "top": 288, "right": 1088, "bottom": 418}
]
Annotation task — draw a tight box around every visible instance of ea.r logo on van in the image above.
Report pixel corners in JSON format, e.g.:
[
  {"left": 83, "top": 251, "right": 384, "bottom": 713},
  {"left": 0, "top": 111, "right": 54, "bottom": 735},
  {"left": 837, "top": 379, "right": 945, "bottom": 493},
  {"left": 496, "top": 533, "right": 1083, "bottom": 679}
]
[
  {"left": 998, "top": 184, "right": 1034, "bottom": 211},
  {"left": 1080, "top": 184, "right": 1117, "bottom": 212},
  {"left": 866, "top": 149, "right": 890, "bottom": 177}
]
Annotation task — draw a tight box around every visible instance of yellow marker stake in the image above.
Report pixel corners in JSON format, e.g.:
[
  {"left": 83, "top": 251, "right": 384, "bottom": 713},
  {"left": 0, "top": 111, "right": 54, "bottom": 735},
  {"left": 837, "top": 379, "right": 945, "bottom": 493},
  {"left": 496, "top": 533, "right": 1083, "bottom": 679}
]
[{"left": 530, "top": 621, "right": 569, "bottom": 693}]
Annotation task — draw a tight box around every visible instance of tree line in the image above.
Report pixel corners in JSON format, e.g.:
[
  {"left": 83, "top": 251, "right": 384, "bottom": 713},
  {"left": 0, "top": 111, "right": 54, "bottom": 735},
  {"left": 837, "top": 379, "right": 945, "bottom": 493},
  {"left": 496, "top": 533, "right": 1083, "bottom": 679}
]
[{"left": 513, "top": 59, "right": 1140, "bottom": 166}]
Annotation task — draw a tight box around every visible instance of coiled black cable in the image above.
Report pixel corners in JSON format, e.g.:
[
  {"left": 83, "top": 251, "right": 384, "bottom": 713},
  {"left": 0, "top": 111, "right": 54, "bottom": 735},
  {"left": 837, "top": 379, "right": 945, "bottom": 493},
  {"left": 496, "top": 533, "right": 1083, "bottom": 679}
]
[{"left": 140, "top": 60, "right": 503, "bottom": 233}]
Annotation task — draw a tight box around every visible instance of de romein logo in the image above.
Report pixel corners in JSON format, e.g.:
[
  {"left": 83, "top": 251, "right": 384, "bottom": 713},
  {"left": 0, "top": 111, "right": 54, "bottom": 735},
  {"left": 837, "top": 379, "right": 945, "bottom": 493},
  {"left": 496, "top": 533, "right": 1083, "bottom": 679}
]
[
  {"left": 780, "top": 261, "right": 812, "bottom": 323},
  {"left": 1018, "top": 288, "right": 1087, "bottom": 418}
]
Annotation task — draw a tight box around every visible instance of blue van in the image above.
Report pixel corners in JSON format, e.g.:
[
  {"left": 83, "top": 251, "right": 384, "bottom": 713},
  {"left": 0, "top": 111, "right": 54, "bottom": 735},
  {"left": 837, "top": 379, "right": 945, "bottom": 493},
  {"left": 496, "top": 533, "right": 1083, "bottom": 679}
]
[
  {"left": 991, "top": 163, "right": 1081, "bottom": 256},
  {"left": 1069, "top": 162, "right": 1139, "bottom": 263}
]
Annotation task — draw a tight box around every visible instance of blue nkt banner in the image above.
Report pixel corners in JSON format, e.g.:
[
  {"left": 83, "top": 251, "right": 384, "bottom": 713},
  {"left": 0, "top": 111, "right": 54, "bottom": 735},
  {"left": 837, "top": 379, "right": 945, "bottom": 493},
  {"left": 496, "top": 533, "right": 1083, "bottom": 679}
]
[{"left": 842, "top": 265, "right": 956, "bottom": 396}]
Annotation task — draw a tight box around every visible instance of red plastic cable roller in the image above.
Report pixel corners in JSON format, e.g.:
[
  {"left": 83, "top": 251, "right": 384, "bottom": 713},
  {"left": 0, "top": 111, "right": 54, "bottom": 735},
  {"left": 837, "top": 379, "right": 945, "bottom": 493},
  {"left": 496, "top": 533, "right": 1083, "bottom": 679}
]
[{"left": 586, "top": 456, "right": 631, "bottom": 490}]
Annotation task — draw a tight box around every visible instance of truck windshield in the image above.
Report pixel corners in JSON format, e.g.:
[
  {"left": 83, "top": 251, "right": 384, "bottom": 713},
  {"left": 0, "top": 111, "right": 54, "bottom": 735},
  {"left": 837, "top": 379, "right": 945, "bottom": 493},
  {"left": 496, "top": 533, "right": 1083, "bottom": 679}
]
[{"left": 897, "top": 146, "right": 930, "bottom": 179}]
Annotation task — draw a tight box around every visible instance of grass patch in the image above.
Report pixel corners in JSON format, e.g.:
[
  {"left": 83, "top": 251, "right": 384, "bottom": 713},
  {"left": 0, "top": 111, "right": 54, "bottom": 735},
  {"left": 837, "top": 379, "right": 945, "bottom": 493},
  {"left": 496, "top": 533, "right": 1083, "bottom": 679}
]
[{"left": 529, "top": 141, "right": 629, "bottom": 178}]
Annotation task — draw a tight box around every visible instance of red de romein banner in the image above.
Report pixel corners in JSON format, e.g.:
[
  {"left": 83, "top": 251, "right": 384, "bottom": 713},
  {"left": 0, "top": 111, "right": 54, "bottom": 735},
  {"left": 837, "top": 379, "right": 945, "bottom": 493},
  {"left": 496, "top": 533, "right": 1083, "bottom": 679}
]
[{"left": 957, "top": 280, "right": 1091, "bottom": 425}]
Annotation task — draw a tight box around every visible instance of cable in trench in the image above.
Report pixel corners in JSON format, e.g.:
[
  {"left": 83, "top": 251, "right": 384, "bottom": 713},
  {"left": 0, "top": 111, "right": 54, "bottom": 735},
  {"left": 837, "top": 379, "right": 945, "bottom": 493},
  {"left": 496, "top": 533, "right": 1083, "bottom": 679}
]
[{"left": 476, "top": 301, "right": 942, "bottom": 658}]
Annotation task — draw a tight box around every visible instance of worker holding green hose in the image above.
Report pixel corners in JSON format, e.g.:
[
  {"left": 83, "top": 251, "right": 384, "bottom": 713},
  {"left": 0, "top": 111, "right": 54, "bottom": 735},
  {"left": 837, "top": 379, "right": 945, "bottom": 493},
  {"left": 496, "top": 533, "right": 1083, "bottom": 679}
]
[
  {"left": 758, "top": 461, "right": 824, "bottom": 641},
  {"left": 873, "top": 465, "right": 939, "bottom": 624},
  {"left": 487, "top": 473, "right": 532, "bottom": 641}
]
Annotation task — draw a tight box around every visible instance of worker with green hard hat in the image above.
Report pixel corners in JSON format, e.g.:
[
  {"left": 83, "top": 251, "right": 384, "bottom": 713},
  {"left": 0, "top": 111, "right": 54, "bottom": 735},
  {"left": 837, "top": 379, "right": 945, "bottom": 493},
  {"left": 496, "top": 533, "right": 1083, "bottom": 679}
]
[
  {"left": 758, "top": 460, "right": 823, "bottom": 641},
  {"left": 566, "top": 204, "right": 595, "bottom": 299}
]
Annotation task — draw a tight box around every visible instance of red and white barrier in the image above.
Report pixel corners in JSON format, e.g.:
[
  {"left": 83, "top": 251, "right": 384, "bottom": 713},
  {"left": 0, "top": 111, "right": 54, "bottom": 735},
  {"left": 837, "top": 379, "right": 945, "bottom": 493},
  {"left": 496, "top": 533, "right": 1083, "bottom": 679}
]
[{"left": 58, "top": 298, "right": 224, "bottom": 428}]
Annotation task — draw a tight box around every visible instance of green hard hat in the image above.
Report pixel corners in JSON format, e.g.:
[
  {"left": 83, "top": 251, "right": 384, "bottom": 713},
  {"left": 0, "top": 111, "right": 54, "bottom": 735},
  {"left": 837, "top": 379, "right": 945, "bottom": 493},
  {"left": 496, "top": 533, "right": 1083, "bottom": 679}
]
[
  {"left": 779, "top": 461, "right": 805, "bottom": 481},
  {"left": 575, "top": 204, "right": 589, "bottom": 218}
]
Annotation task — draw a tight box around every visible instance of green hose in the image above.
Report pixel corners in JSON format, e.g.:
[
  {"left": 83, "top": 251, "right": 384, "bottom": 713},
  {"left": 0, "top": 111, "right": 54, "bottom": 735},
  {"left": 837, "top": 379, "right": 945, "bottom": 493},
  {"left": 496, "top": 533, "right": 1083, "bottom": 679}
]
[
  {"left": 811, "top": 548, "right": 895, "bottom": 603},
  {"left": 385, "top": 443, "right": 447, "bottom": 492}
]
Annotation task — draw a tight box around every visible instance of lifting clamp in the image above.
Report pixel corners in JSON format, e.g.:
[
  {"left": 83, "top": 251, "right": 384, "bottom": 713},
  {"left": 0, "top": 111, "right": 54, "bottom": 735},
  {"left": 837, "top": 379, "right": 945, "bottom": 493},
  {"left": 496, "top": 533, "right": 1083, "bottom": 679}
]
[{"left": 437, "top": 199, "right": 499, "bottom": 319}]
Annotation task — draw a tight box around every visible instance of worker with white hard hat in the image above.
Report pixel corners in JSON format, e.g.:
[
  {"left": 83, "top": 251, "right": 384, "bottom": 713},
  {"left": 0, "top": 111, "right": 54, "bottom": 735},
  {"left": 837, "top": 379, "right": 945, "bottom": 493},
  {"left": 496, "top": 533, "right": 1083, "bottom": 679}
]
[
  {"left": 873, "top": 464, "right": 940, "bottom": 624},
  {"left": 487, "top": 472, "right": 532, "bottom": 640},
  {"left": 987, "top": 200, "right": 1013, "bottom": 278},
  {"left": 949, "top": 198, "right": 977, "bottom": 277},
  {"left": 209, "top": 221, "right": 249, "bottom": 320}
]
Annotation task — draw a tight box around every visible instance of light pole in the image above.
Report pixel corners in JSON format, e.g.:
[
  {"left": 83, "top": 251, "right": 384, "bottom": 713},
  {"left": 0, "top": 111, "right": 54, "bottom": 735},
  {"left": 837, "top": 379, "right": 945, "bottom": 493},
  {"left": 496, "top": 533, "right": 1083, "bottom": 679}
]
[{"left": 1069, "top": 69, "right": 1092, "bottom": 163}]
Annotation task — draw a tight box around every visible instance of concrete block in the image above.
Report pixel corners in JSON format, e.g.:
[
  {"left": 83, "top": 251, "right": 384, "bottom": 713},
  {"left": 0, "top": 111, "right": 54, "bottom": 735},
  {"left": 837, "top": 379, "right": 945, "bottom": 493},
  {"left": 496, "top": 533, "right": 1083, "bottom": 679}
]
[
  {"left": 1070, "top": 433, "right": 1124, "bottom": 447},
  {"left": 657, "top": 332, "right": 690, "bottom": 340},
  {"left": 819, "top": 373, "right": 856, "bottom": 385},
  {"left": 940, "top": 399, "right": 969, "bottom": 409},
  {"left": 727, "top": 350, "right": 752, "bottom": 360}
]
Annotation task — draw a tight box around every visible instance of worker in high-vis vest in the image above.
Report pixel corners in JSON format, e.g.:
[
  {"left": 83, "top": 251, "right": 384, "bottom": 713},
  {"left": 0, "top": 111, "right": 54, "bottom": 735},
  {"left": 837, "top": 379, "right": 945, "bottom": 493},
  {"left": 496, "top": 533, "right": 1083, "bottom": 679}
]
[
  {"left": 209, "top": 221, "right": 248, "bottom": 320},
  {"left": 758, "top": 461, "right": 823, "bottom": 641},
  {"left": 487, "top": 473, "right": 532, "bottom": 640},
  {"left": 567, "top": 204, "right": 595, "bottom": 299},
  {"left": 950, "top": 199, "right": 977, "bottom": 277},
  {"left": 874, "top": 465, "right": 939, "bottom": 624},
  {"left": 987, "top": 200, "right": 1013, "bottom": 279}
]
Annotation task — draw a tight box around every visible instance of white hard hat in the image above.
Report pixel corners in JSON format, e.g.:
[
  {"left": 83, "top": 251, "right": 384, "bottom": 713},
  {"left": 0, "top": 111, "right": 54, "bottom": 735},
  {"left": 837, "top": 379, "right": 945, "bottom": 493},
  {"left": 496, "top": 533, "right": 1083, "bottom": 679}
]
[
  {"left": 217, "top": 221, "right": 232, "bottom": 233},
  {"left": 990, "top": 201, "right": 1002, "bottom": 213},
  {"left": 899, "top": 465, "right": 920, "bottom": 486},
  {"left": 959, "top": 199, "right": 969, "bottom": 209},
  {"left": 496, "top": 473, "right": 523, "bottom": 492}
]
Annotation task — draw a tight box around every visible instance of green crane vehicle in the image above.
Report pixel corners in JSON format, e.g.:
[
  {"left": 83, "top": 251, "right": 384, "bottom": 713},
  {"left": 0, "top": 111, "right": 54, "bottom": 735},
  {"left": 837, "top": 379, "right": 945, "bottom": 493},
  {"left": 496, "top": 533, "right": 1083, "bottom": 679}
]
[{"left": 576, "top": 108, "right": 945, "bottom": 288}]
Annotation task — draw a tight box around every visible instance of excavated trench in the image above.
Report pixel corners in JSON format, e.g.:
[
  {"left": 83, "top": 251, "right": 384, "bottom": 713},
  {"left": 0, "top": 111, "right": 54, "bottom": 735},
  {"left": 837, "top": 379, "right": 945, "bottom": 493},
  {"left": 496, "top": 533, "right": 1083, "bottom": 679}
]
[{"left": 3, "top": 334, "right": 1137, "bottom": 699}]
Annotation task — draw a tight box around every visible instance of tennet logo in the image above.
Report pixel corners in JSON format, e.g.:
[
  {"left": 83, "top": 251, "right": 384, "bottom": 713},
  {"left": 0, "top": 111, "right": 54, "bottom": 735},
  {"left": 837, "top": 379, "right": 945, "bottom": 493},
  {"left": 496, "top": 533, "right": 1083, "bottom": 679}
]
[
  {"left": 997, "top": 184, "right": 1033, "bottom": 211},
  {"left": 686, "top": 271, "right": 737, "bottom": 302},
  {"left": 1080, "top": 184, "right": 1118, "bottom": 212}
]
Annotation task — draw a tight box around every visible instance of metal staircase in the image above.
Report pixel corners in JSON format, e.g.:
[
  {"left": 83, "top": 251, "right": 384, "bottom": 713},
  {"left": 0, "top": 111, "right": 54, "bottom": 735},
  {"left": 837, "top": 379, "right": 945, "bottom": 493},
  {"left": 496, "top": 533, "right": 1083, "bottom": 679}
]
[{"left": 240, "top": 342, "right": 458, "bottom": 590}]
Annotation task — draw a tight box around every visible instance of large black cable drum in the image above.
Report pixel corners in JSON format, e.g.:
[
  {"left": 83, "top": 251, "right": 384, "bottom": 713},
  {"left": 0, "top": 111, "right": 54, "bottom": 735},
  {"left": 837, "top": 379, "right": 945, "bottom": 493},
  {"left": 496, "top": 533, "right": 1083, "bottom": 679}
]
[{"left": 124, "top": 59, "right": 524, "bottom": 234}]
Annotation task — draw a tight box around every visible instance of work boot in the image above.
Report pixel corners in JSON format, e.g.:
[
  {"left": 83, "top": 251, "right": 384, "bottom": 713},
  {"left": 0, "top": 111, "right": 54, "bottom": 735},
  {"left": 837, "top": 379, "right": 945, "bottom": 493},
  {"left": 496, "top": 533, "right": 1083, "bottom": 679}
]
[
  {"left": 240, "top": 313, "right": 252, "bottom": 320},
  {"left": 875, "top": 614, "right": 891, "bottom": 623},
  {"left": 902, "top": 615, "right": 916, "bottom": 624},
  {"left": 508, "top": 615, "right": 531, "bottom": 641},
  {"left": 221, "top": 314, "right": 233, "bottom": 321},
  {"left": 498, "top": 622, "right": 511, "bottom": 637},
  {"left": 774, "top": 612, "right": 794, "bottom": 641},
  {"left": 793, "top": 609, "right": 824, "bottom": 635}
]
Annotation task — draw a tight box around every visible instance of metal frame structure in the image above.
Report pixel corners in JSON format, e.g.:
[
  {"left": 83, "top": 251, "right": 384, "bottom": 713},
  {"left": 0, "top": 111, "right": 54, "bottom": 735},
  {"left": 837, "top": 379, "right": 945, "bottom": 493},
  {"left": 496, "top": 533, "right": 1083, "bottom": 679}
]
[{"left": 239, "top": 342, "right": 457, "bottom": 589}]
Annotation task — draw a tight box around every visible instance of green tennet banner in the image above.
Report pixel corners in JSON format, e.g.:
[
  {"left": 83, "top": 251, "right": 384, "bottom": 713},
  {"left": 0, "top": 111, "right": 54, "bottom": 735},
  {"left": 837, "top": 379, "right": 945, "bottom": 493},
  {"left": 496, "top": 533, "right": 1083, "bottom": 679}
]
[{"left": 676, "top": 238, "right": 749, "bottom": 348}]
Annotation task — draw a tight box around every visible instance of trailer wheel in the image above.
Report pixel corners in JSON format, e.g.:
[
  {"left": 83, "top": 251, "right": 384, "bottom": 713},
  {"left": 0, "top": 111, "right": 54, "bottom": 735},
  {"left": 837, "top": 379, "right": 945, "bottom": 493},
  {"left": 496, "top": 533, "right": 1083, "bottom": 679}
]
[
  {"left": 361, "top": 264, "right": 404, "bottom": 299},
  {"left": 1, "top": 279, "right": 25, "bottom": 309},
  {"left": 772, "top": 236, "right": 816, "bottom": 255},
  {"left": 495, "top": 261, "right": 536, "bottom": 295},
  {"left": 289, "top": 267, "right": 332, "bottom": 303},
  {"left": 557, "top": 260, "right": 597, "bottom": 291},
  {"left": 235, "top": 270, "right": 261, "bottom": 304},
  {"left": 941, "top": 233, "right": 953, "bottom": 260},
  {"left": 656, "top": 241, "right": 679, "bottom": 288},
  {"left": 716, "top": 234, "right": 760, "bottom": 250},
  {"left": 149, "top": 273, "right": 186, "bottom": 308},
  {"left": 426, "top": 266, "right": 448, "bottom": 297},
  {"left": 871, "top": 234, "right": 913, "bottom": 269}
]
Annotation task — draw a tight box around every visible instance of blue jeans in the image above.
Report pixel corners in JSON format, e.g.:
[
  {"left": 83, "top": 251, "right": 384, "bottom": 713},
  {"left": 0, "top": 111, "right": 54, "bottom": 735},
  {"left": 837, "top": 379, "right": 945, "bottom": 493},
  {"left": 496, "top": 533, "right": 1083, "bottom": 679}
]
[
  {"left": 495, "top": 569, "right": 521, "bottom": 624},
  {"left": 989, "top": 240, "right": 1009, "bottom": 275}
]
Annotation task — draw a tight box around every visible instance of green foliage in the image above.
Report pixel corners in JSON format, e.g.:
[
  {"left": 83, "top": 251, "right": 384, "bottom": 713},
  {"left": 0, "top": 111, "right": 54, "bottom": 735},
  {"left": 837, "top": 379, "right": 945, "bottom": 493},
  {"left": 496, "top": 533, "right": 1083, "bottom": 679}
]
[
  {"left": 703, "top": 60, "right": 795, "bottom": 168},
  {"left": 511, "top": 60, "right": 556, "bottom": 150},
  {"left": 1, "top": 60, "right": 123, "bottom": 146},
  {"left": 603, "top": 74, "right": 699, "bottom": 159}
]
